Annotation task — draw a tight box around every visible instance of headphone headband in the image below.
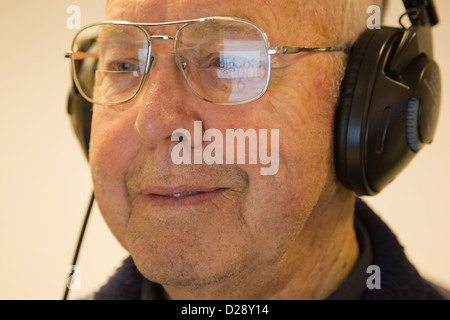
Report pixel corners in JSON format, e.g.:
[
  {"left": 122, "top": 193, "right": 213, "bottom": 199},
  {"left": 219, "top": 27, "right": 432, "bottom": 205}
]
[{"left": 402, "top": 0, "right": 439, "bottom": 26}]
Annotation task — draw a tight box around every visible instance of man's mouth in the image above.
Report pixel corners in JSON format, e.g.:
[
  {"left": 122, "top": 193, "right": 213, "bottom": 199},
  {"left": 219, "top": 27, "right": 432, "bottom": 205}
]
[
  {"left": 145, "top": 188, "right": 226, "bottom": 207},
  {"left": 162, "top": 191, "right": 205, "bottom": 198}
]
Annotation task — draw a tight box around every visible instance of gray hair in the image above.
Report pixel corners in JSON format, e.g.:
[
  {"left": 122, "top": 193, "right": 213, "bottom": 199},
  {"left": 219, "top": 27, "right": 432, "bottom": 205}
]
[{"left": 322, "top": 0, "right": 385, "bottom": 101}]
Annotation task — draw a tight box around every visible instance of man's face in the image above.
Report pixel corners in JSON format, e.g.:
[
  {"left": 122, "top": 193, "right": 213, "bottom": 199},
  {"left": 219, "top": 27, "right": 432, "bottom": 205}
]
[{"left": 90, "top": 0, "right": 343, "bottom": 291}]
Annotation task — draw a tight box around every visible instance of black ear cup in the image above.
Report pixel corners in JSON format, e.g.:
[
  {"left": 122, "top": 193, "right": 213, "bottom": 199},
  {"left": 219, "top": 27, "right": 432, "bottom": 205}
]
[
  {"left": 67, "top": 38, "right": 96, "bottom": 160},
  {"left": 67, "top": 83, "right": 92, "bottom": 160},
  {"left": 334, "top": 29, "right": 383, "bottom": 196},
  {"left": 335, "top": 25, "right": 441, "bottom": 196}
]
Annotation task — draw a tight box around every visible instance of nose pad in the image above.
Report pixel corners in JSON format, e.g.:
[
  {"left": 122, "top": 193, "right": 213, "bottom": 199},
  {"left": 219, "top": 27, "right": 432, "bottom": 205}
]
[
  {"left": 149, "top": 55, "right": 156, "bottom": 70},
  {"left": 177, "top": 59, "right": 187, "bottom": 72}
]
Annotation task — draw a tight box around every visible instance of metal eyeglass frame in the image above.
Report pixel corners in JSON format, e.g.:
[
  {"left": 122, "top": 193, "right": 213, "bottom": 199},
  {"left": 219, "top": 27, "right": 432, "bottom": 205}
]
[{"left": 65, "top": 16, "right": 349, "bottom": 106}]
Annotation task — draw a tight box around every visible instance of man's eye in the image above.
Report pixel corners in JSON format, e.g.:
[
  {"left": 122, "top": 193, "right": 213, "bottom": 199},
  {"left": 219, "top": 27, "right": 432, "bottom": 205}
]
[
  {"left": 110, "top": 61, "right": 139, "bottom": 72},
  {"left": 194, "top": 53, "right": 222, "bottom": 69}
]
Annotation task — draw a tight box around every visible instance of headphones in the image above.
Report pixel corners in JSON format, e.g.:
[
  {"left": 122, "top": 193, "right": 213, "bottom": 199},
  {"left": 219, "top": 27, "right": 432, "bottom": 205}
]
[{"left": 67, "top": 0, "right": 441, "bottom": 196}]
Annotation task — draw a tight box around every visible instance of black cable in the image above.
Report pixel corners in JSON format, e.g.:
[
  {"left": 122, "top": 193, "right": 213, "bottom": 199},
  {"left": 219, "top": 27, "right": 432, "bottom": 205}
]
[{"left": 62, "top": 191, "right": 95, "bottom": 300}]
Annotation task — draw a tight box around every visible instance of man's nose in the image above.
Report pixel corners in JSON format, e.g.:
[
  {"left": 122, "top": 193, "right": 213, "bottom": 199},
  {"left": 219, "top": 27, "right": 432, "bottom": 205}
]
[{"left": 133, "top": 52, "right": 204, "bottom": 148}]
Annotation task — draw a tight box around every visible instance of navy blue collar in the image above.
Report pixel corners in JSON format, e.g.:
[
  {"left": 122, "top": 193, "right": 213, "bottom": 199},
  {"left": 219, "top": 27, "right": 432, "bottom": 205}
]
[{"left": 326, "top": 212, "right": 373, "bottom": 300}]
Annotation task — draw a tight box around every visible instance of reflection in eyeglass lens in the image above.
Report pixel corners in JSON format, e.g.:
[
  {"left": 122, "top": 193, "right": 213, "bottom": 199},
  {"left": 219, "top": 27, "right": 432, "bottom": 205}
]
[{"left": 73, "top": 19, "right": 271, "bottom": 105}]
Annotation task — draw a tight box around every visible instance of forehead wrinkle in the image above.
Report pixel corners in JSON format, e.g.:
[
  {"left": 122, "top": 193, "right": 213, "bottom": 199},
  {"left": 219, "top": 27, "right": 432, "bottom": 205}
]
[
  {"left": 282, "top": 0, "right": 359, "bottom": 47},
  {"left": 104, "top": 0, "right": 331, "bottom": 45},
  {"left": 106, "top": 0, "right": 169, "bottom": 22},
  {"left": 241, "top": 0, "right": 331, "bottom": 47},
  {"left": 105, "top": 1, "right": 279, "bottom": 26}
]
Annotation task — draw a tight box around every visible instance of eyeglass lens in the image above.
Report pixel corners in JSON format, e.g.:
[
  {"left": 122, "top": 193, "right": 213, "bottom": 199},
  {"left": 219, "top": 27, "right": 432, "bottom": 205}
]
[{"left": 72, "top": 19, "right": 270, "bottom": 105}]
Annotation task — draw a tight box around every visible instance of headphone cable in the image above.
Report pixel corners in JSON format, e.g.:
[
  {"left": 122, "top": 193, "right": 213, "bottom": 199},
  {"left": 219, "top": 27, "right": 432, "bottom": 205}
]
[{"left": 62, "top": 191, "right": 95, "bottom": 300}]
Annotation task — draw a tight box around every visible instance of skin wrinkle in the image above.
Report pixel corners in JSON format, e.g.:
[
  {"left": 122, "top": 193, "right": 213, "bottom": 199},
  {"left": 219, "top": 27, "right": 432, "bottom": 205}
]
[{"left": 91, "top": 0, "right": 382, "bottom": 300}]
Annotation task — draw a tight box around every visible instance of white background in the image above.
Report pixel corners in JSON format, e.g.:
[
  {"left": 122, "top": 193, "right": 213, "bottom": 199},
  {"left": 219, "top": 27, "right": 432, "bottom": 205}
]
[{"left": 0, "top": 0, "right": 449, "bottom": 300}]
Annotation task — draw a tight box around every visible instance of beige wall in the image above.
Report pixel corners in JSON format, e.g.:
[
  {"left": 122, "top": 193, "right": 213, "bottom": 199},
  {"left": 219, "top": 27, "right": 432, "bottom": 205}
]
[{"left": 0, "top": 0, "right": 449, "bottom": 300}]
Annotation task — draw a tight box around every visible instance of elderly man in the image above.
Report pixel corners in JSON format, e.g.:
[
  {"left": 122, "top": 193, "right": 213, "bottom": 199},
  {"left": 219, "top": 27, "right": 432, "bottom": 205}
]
[{"left": 66, "top": 0, "right": 448, "bottom": 300}]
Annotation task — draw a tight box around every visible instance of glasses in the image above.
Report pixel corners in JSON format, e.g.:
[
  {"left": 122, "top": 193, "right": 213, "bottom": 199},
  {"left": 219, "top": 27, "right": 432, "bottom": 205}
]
[{"left": 65, "top": 17, "right": 348, "bottom": 106}]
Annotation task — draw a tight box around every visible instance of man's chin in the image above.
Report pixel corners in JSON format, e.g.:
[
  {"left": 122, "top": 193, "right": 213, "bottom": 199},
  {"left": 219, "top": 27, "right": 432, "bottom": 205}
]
[{"left": 131, "top": 249, "right": 245, "bottom": 290}]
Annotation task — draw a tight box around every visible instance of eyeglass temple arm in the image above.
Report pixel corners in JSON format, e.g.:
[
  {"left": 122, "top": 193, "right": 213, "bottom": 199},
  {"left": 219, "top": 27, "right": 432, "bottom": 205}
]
[
  {"left": 64, "top": 51, "right": 99, "bottom": 60},
  {"left": 268, "top": 46, "right": 349, "bottom": 55}
]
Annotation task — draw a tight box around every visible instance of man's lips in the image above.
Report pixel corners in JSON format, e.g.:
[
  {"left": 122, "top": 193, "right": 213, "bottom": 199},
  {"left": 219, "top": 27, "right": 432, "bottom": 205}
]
[
  {"left": 160, "top": 191, "right": 206, "bottom": 198},
  {"left": 145, "top": 186, "right": 223, "bottom": 196},
  {"left": 143, "top": 187, "right": 227, "bottom": 207}
]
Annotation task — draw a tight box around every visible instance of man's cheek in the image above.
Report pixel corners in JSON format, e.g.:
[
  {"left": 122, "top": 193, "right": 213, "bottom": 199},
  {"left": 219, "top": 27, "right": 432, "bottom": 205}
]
[
  {"left": 90, "top": 136, "right": 132, "bottom": 206},
  {"left": 89, "top": 120, "right": 136, "bottom": 223},
  {"left": 90, "top": 146, "right": 133, "bottom": 251}
]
